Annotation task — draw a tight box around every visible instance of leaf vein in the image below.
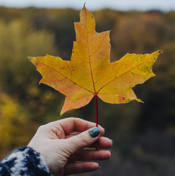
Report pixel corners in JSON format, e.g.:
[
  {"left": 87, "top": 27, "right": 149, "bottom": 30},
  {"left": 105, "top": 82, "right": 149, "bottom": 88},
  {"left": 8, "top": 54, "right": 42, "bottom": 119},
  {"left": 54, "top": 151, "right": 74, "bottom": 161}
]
[
  {"left": 98, "top": 55, "right": 151, "bottom": 93},
  {"left": 36, "top": 59, "right": 93, "bottom": 94},
  {"left": 90, "top": 32, "right": 108, "bottom": 57},
  {"left": 85, "top": 7, "right": 96, "bottom": 94}
]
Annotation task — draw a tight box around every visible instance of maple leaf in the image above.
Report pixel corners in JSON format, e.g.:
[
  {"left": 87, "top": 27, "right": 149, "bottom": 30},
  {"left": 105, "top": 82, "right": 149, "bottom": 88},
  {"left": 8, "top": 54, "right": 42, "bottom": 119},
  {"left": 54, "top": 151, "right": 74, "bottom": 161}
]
[{"left": 29, "top": 5, "right": 161, "bottom": 115}]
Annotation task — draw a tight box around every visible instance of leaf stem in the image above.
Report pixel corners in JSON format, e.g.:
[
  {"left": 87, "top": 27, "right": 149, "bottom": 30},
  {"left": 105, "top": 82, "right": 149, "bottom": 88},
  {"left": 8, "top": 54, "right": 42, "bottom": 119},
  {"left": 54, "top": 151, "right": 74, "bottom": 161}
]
[
  {"left": 95, "top": 95, "right": 100, "bottom": 150},
  {"left": 95, "top": 95, "right": 98, "bottom": 127}
]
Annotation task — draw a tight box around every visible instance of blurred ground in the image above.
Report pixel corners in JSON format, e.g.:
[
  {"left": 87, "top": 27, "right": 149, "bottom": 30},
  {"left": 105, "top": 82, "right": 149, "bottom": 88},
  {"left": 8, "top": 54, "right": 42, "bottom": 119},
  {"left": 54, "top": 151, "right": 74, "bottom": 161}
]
[{"left": 0, "top": 6, "right": 175, "bottom": 175}]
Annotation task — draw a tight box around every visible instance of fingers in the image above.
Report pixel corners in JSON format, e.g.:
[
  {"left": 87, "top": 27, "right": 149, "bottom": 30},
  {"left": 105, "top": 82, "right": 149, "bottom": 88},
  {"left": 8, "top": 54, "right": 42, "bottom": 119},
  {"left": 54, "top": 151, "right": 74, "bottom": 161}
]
[
  {"left": 64, "top": 162, "right": 99, "bottom": 175},
  {"left": 68, "top": 149, "right": 111, "bottom": 163},
  {"left": 66, "top": 134, "right": 113, "bottom": 149},
  {"left": 47, "top": 117, "right": 105, "bottom": 136},
  {"left": 89, "top": 137, "right": 113, "bottom": 149}
]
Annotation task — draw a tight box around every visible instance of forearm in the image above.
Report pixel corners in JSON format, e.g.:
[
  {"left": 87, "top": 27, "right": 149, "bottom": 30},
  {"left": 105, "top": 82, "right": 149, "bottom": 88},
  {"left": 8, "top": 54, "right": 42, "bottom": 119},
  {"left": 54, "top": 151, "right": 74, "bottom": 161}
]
[{"left": 0, "top": 146, "right": 51, "bottom": 176}]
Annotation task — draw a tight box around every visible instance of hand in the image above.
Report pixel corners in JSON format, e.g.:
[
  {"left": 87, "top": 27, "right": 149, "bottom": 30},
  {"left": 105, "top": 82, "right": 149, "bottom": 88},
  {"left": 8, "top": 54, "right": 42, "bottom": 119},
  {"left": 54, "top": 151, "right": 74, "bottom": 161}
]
[{"left": 28, "top": 117, "right": 112, "bottom": 176}]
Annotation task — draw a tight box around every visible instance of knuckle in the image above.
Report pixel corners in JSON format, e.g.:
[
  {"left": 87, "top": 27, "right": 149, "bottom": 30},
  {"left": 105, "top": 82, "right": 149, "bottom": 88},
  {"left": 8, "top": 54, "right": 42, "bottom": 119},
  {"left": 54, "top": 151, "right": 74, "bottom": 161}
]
[
  {"left": 37, "top": 125, "right": 46, "bottom": 132},
  {"left": 68, "top": 117, "right": 80, "bottom": 121}
]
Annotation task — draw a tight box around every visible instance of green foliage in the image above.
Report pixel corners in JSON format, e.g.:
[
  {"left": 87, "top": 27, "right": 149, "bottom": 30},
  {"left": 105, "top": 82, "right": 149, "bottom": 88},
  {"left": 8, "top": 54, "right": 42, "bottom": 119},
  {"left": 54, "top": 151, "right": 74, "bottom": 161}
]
[{"left": 0, "top": 19, "right": 57, "bottom": 91}]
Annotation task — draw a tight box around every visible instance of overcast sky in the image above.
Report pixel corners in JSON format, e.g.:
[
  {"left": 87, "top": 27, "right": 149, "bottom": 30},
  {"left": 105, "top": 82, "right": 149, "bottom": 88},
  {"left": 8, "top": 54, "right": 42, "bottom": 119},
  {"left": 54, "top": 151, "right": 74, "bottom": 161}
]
[{"left": 0, "top": 0, "right": 175, "bottom": 11}]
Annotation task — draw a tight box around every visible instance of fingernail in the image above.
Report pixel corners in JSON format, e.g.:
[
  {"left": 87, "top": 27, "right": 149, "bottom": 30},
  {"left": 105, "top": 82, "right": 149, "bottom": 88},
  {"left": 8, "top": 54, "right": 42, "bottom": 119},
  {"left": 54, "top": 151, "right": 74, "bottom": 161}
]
[
  {"left": 89, "top": 127, "right": 100, "bottom": 138},
  {"left": 108, "top": 150, "right": 112, "bottom": 154},
  {"left": 108, "top": 150, "right": 112, "bottom": 156}
]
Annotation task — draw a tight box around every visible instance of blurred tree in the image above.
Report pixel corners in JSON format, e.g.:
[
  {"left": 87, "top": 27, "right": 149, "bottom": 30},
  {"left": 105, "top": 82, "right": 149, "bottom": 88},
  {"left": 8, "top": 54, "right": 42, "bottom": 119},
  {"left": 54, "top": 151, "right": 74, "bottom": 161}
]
[
  {"left": 0, "top": 19, "right": 62, "bottom": 157},
  {"left": 0, "top": 91, "right": 31, "bottom": 159},
  {"left": 0, "top": 19, "right": 57, "bottom": 94},
  {"left": 111, "top": 12, "right": 165, "bottom": 60}
]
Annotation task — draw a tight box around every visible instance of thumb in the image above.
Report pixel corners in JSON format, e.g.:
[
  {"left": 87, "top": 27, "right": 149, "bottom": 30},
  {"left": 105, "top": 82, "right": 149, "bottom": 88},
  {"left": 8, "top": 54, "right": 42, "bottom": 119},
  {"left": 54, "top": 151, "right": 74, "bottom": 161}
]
[{"left": 66, "top": 127, "right": 101, "bottom": 152}]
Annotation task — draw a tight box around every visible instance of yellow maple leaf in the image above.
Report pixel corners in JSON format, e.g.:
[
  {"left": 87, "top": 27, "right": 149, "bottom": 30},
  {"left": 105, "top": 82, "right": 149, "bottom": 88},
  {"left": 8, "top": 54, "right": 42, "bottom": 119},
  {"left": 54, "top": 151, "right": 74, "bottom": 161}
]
[{"left": 29, "top": 5, "right": 162, "bottom": 115}]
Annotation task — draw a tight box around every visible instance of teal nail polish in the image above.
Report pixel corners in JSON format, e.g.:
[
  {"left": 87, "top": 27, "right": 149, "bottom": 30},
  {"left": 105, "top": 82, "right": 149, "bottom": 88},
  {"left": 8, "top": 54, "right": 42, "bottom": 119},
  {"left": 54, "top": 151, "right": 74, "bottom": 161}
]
[{"left": 89, "top": 127, "right": 100, "bottom": 138}]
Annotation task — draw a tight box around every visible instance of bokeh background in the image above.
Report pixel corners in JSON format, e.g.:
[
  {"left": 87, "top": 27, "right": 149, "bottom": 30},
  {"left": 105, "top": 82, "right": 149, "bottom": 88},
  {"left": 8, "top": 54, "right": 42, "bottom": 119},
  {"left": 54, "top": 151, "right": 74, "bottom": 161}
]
[{"left": 1, "top": 0, "right": 175, "bottom": 175}]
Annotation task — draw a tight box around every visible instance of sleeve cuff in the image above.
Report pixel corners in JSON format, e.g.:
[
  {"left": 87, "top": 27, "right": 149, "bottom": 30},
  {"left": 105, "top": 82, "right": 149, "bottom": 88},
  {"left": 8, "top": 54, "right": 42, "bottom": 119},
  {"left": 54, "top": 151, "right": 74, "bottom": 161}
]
[{"left": 0, "top": 146, "right": 52, "bottom": 176}]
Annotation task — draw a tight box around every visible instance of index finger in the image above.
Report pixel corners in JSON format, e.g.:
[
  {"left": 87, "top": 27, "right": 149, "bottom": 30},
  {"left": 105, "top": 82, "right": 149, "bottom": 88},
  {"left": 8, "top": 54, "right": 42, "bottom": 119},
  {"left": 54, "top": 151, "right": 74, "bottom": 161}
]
[{"left": 47, "top": 117, "right": 105, "bottom": 136}]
